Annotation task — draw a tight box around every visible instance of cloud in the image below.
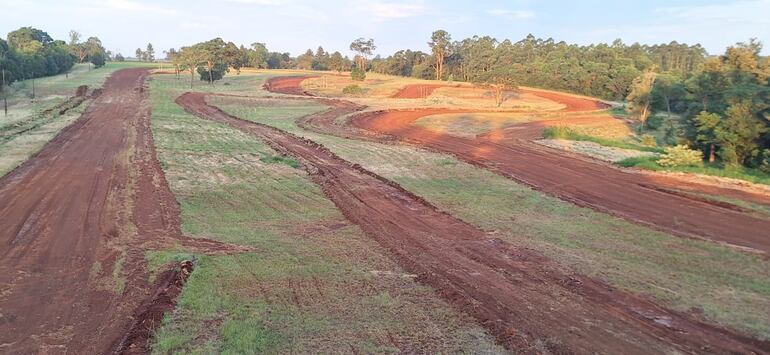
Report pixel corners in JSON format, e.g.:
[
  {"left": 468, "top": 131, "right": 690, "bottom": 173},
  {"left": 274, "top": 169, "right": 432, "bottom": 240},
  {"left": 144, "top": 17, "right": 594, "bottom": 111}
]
[
  {"left": 222, "top": 0, "right": 288, "bottom": 5},
  {"left": 654, "top": 0, "right": 769, "bottom": 25},
  {"left": 104, "top": 0, "right": 177, "bottom": 15},
  {"left": 486, "top": 8, "right": 535, "bottom": 20},
  {"left": 363, "top": 2, "right": 427, "bottom": 21}
]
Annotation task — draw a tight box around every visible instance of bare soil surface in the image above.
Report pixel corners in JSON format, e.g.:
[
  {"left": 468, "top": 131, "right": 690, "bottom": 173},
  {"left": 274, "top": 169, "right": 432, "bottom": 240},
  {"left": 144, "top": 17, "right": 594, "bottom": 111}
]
[
  {"left": 0, "top": 68, "right": 247, "bottom": 354},
  {"left": 391, "top": 84, "right": 453, "bottom": 99},
  {"left": 181, "top": 90, "right": 770, "bottom": 354}
]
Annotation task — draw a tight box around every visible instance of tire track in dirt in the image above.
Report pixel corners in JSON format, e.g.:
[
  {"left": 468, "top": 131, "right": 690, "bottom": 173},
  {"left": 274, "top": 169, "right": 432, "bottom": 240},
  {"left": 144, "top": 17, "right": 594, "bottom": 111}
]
[
  {"left": 0, "top": 68, "right": 249, "bottom": 354},
  {"left": 269, "top": 77, "right": 770, "bottom": 253},
  {"left": 178, "top": 91, "right": 770, "bottom": 354}
]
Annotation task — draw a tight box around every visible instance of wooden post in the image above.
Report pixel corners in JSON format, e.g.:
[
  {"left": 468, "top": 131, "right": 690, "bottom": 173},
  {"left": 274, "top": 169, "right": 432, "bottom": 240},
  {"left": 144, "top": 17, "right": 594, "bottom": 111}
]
[{"left": 2, "top": 69, "right": 7, "bottom": 116}]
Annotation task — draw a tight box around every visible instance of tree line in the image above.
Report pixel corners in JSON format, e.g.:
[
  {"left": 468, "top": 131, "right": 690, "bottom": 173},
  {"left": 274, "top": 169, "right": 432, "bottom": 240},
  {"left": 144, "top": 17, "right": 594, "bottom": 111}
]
[{"left": 0, "top": 27, "right": 108, "bottom": 86}]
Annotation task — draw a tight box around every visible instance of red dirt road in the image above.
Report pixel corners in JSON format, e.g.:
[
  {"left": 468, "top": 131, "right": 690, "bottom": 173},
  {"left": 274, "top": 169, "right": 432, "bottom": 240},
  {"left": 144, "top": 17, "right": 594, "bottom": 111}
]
[
  {"left": 179, "top": 91, "right": 769, "bottom": 354},
  {"left": 0, "top": 69, "right": 243, "bottom": 354}
]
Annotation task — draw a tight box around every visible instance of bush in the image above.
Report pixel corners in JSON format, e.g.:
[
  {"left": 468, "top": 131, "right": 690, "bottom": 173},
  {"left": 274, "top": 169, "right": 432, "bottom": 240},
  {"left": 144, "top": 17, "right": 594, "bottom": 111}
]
[
  {"left": 542, "top": 126, "right": 570, "bottom": 139},
  {"left": 350, "top": 67, "right": 366, "bottom": 81},
  {"left": 640, "top": 134, "right": 657, "bottom": 147},
  {"left": 657, "top": 145, "right": 703, "bottom": 167},
  {"left": 342, "top": 84, "right": 364, "bottom": 96},
  {"left": 645, "top": 114, "right": 665, "bottom": 130}
]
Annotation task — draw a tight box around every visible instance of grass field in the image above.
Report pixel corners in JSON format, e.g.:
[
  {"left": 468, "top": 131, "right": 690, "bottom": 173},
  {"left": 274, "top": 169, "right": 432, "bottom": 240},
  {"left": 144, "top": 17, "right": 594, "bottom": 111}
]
[
  {"left": 206, "top": 72, "right": 770, "bottom": 340},
  {"left": 148, "top": 73, "right": 504, "bottom": 353}
]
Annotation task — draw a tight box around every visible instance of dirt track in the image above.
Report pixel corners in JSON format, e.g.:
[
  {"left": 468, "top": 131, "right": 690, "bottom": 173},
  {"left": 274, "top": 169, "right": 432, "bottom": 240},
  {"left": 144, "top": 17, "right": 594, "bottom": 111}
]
[
  {"left": 268, "top": 78, "right": 770, "bottom": 253},
  {"left": 180, "top": 91, "right": 770, "bottom": 354},
  {"left": 0, "top": 68, "right": 245, "bottom": 354}
]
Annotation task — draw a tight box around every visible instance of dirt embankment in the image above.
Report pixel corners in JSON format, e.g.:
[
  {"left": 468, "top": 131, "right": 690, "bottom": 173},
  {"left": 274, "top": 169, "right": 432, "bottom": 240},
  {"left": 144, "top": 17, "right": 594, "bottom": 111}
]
[
  {"left": 0, "top": 68, "right": 248, "bottom": 354},
  {"left": 179, "top": 91, "right": 770, "bottom": 354}
]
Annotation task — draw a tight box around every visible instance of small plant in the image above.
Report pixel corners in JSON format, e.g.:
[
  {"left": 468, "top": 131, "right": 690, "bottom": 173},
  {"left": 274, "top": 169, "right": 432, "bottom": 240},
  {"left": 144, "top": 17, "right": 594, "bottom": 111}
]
[
  {"left": 260, "top": 155, "right": 301, "bottom": 168},
  {"left": 542, "top": 126, "right": 570, "bottom": 139},
  {"left": 657, "top": 145, "right": 703, "bottom": 167},
  {"left": 350, "top": 67, "right": 366, "bottom": 81},
  {"left": 640, "top": 134, "right": 657, "bottom": 147},
  {"left": 342, "top": 84, "right": 364, "bottom": 96}
]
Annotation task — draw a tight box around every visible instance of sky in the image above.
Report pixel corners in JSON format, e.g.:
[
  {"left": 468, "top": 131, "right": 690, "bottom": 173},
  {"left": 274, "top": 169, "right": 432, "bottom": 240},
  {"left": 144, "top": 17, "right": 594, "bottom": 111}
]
[{"left": 1, "top": 0, "right": 769, "bottom": 57}]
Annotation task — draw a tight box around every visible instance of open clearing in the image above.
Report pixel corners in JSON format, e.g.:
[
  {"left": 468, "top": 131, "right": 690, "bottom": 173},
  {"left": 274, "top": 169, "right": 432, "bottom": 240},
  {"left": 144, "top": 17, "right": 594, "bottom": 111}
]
[{"left": 2, "top": 69, "right": 769, "bottom": 353}]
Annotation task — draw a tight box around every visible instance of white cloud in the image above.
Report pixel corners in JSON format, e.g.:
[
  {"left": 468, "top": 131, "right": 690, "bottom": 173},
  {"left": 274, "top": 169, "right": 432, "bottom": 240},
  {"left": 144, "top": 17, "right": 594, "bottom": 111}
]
[
  {"left": 486, "top": 8, "right": 535, "bottom": 20},
  {"left": 222, "top": 0, "right": 288, "bottom": 5},
  {"left": 654, "top": 0, "right": 769, "bottom": 25},
  {"left": 104, "top": 0, "right": 177, "bottom": 15},
  {"left": 363, "top": 2, "right": 427, "bottom": 21}
]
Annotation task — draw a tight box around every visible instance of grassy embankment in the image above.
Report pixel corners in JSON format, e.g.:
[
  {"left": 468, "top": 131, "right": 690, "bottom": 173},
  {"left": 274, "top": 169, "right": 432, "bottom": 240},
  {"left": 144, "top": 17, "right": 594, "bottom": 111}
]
[
  {"left": 210, "top": 72, "right": 770, "bottom": 340},
  {"left": 148, "top": 73, "right": 503, "bottom": 353}
]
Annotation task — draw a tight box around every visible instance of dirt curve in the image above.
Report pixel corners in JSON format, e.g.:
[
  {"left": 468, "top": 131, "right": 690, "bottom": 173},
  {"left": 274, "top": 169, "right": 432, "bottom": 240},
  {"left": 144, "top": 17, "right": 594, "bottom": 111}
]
[
  {"left": 270, "top": 78, "right": 770, "bottom": 253},
  {"left": 180, "top": 90, "right": 770, "bottom": 354},
  {"left": 0, "top": 68, "right": 245, "bottom": 354},
  {"left": 391, "top": 84, "right": 451, "bottom": 98}
]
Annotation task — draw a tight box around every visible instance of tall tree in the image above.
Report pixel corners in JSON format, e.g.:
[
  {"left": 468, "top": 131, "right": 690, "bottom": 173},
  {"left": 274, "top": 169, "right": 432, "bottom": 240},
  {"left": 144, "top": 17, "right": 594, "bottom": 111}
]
[
  {"left": 145, "top": 43, "right": 155, "bottom": 62},
  {"left": 68, "top": 30, "right": 88, "bottom": 63},
  {"left": 177, "top": 45, "right": 205, "bottom": 88},
  {"left": 428, "top": 30, "right": 451, "bottom": 80},
  {"left": 329, "top": 51, "right": 345, "bottom": 73},
  {"left": 349, "top": 38, "right": 375, "bottom": 71},
  {"left": 626, "top": 69, "right": 657, "bottom": 130},
  {"left": 249, "top": 42, "right": 268, "bottom": 68}
]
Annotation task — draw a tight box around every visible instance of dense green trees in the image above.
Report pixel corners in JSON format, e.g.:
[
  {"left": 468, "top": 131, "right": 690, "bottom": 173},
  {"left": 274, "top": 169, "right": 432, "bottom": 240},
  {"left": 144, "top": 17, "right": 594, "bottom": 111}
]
[
  {"left": 370, "top": 32, "right": 708, "bottom": 101},
  {"left": 1, "top": 27, "right": 78, "bottom": 84},
  {"left": 660, "top": 40, "right": 770, "bottom": 170}
]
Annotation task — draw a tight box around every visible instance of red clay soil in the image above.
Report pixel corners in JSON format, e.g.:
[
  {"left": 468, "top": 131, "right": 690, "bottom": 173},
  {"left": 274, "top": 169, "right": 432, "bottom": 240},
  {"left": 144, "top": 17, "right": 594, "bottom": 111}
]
[
  {"left": 0, "top": 68, "right": 246, "bottom": 354},
  {"left": 178, "top": 91, "right": 770, "bottom": 354},
  {"left": 519, "top": 88, "right": 609, "bottom": 111},
  {"left": 263, "top": 75, "right": 316, "bottom": 96},
  {"left": 391, "top": 84, "right": 449, "bottom": 98}
]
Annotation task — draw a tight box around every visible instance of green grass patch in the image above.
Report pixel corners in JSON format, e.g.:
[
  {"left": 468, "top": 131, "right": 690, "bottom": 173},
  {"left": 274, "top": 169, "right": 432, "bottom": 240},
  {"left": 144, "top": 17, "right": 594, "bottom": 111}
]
[
  {"left": 618, "top": 156, "right": 770, "bottom": 185},
  {"left": 259, "top": 155, "right": 301, "bottom": 168},
  {"left": 543, "top": 126, "right": 664, "bottom": 153}
]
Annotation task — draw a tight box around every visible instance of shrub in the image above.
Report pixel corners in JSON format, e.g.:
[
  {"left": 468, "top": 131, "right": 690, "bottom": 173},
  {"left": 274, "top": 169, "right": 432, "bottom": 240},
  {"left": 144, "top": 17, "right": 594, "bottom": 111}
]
[
  {"left": 645, "top": 114, "right": 665, "bottom": 130},
  {"left": 640, "top": 134, "right": 657, "bottom": 147},
  {"left": 657, "top": 145, "right": 703, "bottom": 167},
  {"left": 350, "top": 67, "right": 366, "bottom": 81},
  {"left": 542, "top": 126, "right": 570, "bottom": 139},
  {"left": 342, "top": 84, "right": 364, "bottom": 96}
]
